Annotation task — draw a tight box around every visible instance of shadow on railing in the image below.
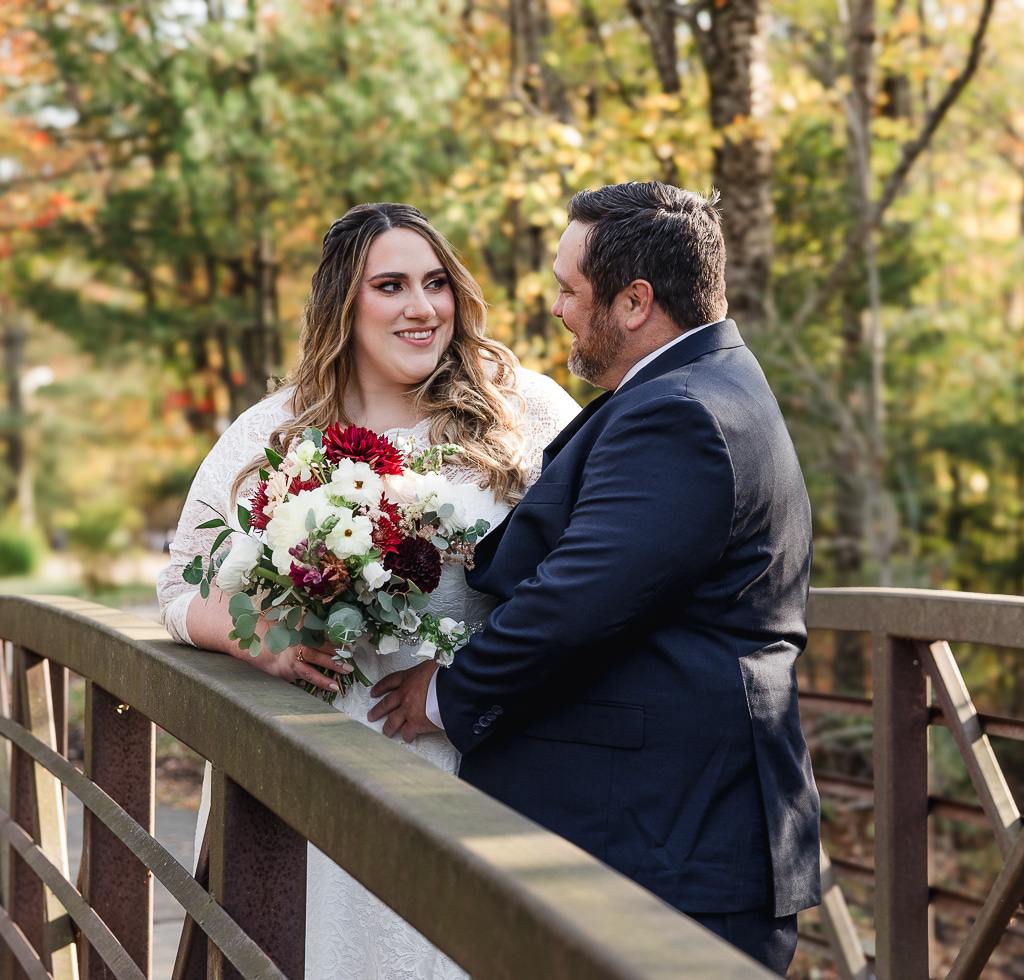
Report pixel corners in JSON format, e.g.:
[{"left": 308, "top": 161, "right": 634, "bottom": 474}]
[
  {"left": 0, "top": 594, "right": 773, "bottom": 980},
  {"left": 805, "top": 588, "right": 1024, "bottom": 980}
]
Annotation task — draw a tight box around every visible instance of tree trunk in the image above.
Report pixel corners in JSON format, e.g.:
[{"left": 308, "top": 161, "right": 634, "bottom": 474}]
[
  {"left": 2, "top": 313, "right": 25, "bottom": 514},
  {"left": 691, "top": 0, "right": 774, "bottom": 332}
]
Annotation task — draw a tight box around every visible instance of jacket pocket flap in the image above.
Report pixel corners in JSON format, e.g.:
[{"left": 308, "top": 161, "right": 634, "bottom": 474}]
[
  {"left": 523, "top": 700, "right": 644, "bottom": 749},
  {"left": 521, "top": 481, "right": 568, "bottom": 505}
]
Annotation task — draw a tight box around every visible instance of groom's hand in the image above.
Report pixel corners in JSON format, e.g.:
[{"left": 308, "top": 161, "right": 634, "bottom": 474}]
[{"left": 368, "top": 661, "right": 442, "bottom": 742}]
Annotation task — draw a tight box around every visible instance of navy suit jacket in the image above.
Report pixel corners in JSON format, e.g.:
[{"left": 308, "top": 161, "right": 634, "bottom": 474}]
[{"left": 436, "top": 320, "right": 821, "bottom": 917}]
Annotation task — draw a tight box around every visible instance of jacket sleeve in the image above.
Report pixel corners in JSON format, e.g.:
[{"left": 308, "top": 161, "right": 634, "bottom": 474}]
[{"left": 436, "top": 392, "right": 737, "bottom": 753}]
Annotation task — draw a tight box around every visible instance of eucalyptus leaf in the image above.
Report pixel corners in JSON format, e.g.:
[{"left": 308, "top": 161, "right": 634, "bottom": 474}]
[
  {"left": 303, "top": 611, "right": 326, "bottom": 631},
  {"left": 229, "top": 593, "right": 255, "bottom": 618},
  {"left": 305, "top": 508, "right": 318, "bottom": 532},
  {"left": 407, "top": 592, "right": 431, "bottom": 610},
  {"left": 377, "top": 591, "right": 393, "bottom": 612},
  {"left": 302, "top": 426, "right": 323, "bottom": 447},
  {"left": 234, "top": 614, "right": 257, "bottom": 640},
  {"left": 431, "top": 534, "right": 449, "bottom": 550},
  {"left": 438, "top": 502, "right": 454, "bottom": 519},
  {"left": 284, "top": 606, "right": 303, "bottom": 630},
  {"left": 200, "top": 579, "right": 210, "bottom": 599},
  {"left": 265, "top": 624, "right": 292, "bottom": 654},
  {"left": 182, "top": 556, "right": 204, "bottom": 585}
]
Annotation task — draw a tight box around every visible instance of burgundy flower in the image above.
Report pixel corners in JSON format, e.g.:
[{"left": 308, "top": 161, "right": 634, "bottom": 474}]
[
  {"left": 372, "top": 515, "right": 403, "bottom": 557},
  {"left": 288, "top": 559, "right": 350, "bottom": 599},
  {"left": 248, "top": 481, "right": 271, "bottom": 531},
  {"left": 384, "top": 535, "right": 442, "bottom": 593},
  {"left": 322, "top": 425, "right": 405, "bottom": 475},
  {"left": 288, "top": 475, "right": 322, "bottom": 494}
]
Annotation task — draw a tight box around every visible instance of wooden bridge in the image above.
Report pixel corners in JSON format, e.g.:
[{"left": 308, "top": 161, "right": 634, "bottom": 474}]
[{"left": 0, "top": 588, "right": 1021, "bottom": 979}]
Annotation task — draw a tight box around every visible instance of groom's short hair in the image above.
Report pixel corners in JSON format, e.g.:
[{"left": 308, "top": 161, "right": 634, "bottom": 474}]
[{"left": 567, "top": 182, "right": 728, "bottom": 332}]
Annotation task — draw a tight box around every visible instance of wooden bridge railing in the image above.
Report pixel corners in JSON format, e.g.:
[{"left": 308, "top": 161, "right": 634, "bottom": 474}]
[
  {"left": 0, "top": 594, "right": 774, "bottom": 979},
  {"left": 805, "top": 588, "right": 1024, "bottom": 980}
]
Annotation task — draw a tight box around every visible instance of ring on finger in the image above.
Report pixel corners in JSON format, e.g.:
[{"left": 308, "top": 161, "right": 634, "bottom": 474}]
[{"left": 296, "top": 649, "right": 305, "bottom": 664}]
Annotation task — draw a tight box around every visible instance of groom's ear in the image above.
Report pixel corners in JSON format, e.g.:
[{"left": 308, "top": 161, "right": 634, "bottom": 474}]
[{"left": 621, "top": 279, "right": 654, "bottom": 332}]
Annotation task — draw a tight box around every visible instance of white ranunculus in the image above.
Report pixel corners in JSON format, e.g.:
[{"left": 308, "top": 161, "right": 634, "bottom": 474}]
[
  {"left": 215, "top": 533, "right": 264, "bottom": 594},
  {"left": 377, "top": 633, "right": 401, "bottom": 655},
  {"left": 324, "top": 510, "right": 374, "bottom": 560},
  {"left": 412, "top": 638, "right": 437, "bottom": 662},
  {"left": 265, "top": 487, "right": 335, "bottom": 573},
  {"left": 330, "top": 459, "right": 384, "bottom": 507},
  {"left": 416, "top": 473, "right": 471, "bottom": 534},
  {"left": 360, "top": 561, "right": 391, "bottom": 590}
]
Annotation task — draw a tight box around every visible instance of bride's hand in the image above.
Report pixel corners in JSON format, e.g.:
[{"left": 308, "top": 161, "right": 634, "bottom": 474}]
[{"left": 250, "top": 632, "right": 352, "bottom": 694}]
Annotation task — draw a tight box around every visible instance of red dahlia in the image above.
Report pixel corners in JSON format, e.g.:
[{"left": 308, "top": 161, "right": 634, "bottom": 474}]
[
  {"left": 248, "top": 481, "right": 270, "bottom": 531},
  {"left": 288, "top": 475, "right": 322, "bottom": 494},
  {"left": 322, "top": 425, "right": 405, "bottom": 475},
  {"left": 372, "top": 515, "right": 403, "bottom": 556},
  {"left": 384, "top": 535, "right": 442, "bottom": 593}
]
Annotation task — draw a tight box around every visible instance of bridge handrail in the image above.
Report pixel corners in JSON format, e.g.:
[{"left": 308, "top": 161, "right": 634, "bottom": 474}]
[{"left": 0, "top": 593, "right": 771, "bottom": 979}]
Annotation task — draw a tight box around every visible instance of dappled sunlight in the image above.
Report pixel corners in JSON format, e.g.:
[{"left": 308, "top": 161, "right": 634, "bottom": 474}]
[{"left": 458, "top": 830, "right": 593, "bottom": 873}]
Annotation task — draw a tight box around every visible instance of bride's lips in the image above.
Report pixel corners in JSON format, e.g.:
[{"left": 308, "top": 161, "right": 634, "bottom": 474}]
[{"left": 394, "top": 327, "right": 439, "bottom": 348}]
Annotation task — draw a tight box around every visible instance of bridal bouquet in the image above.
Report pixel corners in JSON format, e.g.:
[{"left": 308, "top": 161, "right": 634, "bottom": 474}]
[{"left": 183, "top": 424, "right": 489, "bottom": 702}]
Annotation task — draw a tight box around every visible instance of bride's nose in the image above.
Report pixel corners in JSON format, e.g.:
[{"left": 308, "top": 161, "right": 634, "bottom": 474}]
[{"left": 404, "top": 290, "right": 435, "bottom": 320}]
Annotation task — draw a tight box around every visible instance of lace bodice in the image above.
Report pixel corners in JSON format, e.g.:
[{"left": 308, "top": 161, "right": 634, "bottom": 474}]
[{"left": 156, "top": 368, "right": 579, "bottom": 646}]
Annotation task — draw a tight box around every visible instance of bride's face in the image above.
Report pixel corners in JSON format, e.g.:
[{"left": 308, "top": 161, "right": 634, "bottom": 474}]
[{"left": 350, "top": 228, "right": 456, "bottom": 390}]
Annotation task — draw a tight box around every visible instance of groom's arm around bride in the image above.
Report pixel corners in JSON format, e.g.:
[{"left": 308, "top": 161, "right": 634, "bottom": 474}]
[{"left": 371, "top": 181, "right": 820, "bottom": 976}]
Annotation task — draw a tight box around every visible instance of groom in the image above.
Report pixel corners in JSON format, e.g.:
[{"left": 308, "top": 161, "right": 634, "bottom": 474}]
[{"left": 369, "top": 181, "right": 820, "bottom": 974}]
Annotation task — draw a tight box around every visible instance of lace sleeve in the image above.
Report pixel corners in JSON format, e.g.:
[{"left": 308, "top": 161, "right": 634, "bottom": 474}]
[
  {"left": 513, "top": 369, "right": 581, "bottom": 488},
  {"left": 155, "top": 388, "right": 294, "bottom": 645}
]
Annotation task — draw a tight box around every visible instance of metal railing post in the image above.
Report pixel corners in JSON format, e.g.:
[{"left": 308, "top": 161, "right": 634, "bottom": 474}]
[
  {"left": 207, "top": 768, "right": 306, "bottom": 980},
  {"left": 871, "top": 633, "right": 931, "bottom": 980},
  {"left": 80, "top": 682, "right": 154, "bottom": 979}
]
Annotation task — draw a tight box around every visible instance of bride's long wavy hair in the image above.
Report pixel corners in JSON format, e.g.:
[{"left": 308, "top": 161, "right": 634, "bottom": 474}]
[{"left": 232, "top": 203, "right": 528, "bottom": 503}]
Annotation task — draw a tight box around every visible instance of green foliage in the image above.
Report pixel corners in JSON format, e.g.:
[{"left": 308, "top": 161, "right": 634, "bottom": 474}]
[{"left": 0, "top": 524, "right": 43, "bottom": 577}]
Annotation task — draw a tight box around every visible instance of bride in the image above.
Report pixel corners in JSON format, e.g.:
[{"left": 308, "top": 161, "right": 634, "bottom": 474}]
[{"left": 156, "top": 202, "right": 579, "bottom": 979}]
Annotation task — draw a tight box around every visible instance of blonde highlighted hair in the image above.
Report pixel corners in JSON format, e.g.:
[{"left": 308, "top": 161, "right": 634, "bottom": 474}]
[{"left": 233, "top": 203, "right": 527, "bottom": 503}]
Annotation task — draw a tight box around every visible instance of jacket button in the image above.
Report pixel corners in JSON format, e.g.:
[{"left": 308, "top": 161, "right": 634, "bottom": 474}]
[
  {"left": 478, "top": 716, "right": 491, "bottom": 727},
  {"left": 490, "top": 705, "right": 503, "bottom": 715},
  {"left": 472, "top": 724, "right": 484, "bottom": 734},
  {"left": 484, "top": 711, "right": 498, "bottom": 722}
]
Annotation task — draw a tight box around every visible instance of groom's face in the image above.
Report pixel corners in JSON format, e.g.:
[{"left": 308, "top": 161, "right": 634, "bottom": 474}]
[{"left": 552, "top": 221, "right": 626, "bottom": 389}]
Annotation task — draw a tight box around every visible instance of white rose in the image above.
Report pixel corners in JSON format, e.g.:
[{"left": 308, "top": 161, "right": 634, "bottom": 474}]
[
  {"left": 324, "top": 510, "right": 374, "bottom": 560},
  {"left": 360, "top": 561, "right": 391, "bottom": 590},
  {"left": 438, "top": 617, "right": 460, "bottom": 636},
  {"left": 266, "top": 487, "right": 335, "bottom": 572},
  {"left": 382, "top": 471, "right": 424, "bottom": 507},
  {"left": 377, "top": 633, "right": 401, "bottom": 655},
  {"left": 413, "top": 638, "right": 437, "bottom": 662},
  {"left": 215, "top": 533, "right": 264, "bottom": 594},
  {"left": 330, "top": 459, "right": 384, "bottom": 507}
]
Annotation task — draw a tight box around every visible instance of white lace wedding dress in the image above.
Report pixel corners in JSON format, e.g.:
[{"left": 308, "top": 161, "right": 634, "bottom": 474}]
[{"left": 156, "top": 369, "right": 579, "bottom": 980}]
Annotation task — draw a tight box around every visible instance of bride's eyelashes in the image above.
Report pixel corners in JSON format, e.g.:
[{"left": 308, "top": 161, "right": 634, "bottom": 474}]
[{"left": 374, "top": 276, "right": 450, "bottom": 295}]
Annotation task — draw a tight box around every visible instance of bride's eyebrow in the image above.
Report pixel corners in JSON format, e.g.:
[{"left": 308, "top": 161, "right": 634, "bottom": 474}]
[{"left": 366, "top": 268, "right": 447, "bottom": 281}]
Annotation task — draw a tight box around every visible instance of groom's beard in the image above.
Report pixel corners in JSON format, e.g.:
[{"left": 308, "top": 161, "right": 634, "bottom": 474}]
[{"left": 567, "top": 305, "right": 625, "bottom": 387}]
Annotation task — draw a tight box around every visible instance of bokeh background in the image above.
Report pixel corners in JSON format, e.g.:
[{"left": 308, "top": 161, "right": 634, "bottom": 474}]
[{"left": 2, "top": 2, "right": 1024, "bottom": 974}]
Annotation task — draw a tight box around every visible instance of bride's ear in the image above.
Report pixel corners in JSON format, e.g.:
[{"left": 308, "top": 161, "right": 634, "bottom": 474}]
[{"left": 622, "top": 280, "right": 654, "bottom": 332}]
